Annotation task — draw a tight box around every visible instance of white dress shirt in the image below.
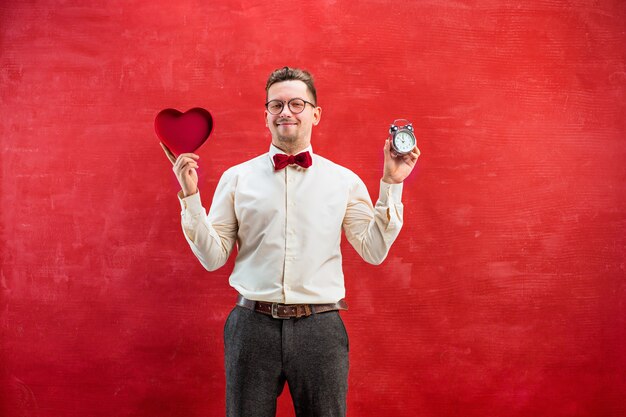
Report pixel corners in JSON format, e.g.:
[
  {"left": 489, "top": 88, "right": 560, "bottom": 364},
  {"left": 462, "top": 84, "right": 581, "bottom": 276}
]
[{"left": 178, "top": 144, "right": 404, "bottom": 304}]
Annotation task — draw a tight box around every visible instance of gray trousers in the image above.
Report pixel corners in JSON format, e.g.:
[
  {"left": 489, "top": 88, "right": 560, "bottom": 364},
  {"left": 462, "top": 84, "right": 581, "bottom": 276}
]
[{"left": 223, "top": 305, "right": 350, "bottom": 417}]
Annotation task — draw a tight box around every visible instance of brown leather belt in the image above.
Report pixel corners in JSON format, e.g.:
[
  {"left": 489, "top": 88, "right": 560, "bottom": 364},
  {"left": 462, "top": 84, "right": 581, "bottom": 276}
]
[{"left": 236, "top": 294, "right": 348, "bottom": 319}]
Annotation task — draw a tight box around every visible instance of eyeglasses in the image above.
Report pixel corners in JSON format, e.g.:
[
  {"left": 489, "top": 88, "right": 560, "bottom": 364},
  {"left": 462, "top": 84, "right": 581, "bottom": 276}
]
[{"left": 265, "top": 98, "right": 316, "bottom": 115}]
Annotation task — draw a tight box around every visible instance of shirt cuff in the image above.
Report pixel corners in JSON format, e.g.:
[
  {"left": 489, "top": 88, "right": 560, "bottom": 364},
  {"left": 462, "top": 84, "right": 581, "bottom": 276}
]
[
  {"left": 379, "top": 180, "right": 403, "bottom": 205},
  {"left": 178, "top": 190, "right": 205, "bottom": 216}
]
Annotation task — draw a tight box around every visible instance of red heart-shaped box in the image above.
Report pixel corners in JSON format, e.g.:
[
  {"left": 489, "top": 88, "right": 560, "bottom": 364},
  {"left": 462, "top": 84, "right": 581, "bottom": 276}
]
[{"left": 154, "top": 107, "right": 213, "bottom": 155}]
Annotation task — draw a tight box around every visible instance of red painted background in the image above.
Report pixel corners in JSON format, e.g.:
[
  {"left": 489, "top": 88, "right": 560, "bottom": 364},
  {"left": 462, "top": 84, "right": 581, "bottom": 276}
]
[{"left": 1, "top": 1, "right": 625, "bottom": 416}]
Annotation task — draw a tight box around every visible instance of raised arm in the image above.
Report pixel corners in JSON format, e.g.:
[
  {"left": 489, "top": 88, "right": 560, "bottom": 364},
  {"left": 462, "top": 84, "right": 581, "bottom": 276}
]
[
  {"left": 342, "top": 139, "right": 420, "bottom": 264},
  {"left": 162, "top": 142, "right": 238, "bottom": 271}
]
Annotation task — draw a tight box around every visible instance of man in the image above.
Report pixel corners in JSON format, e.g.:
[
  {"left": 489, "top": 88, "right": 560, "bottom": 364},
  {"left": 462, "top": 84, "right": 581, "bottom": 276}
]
[{"left": 162, "top": 67, "right": 420, "bottom": 417}]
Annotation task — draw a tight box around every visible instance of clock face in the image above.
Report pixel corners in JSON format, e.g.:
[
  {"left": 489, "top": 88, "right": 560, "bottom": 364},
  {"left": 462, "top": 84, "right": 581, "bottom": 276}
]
[{"left": 393, "top": 130, "right": 416, "bottom": 154}]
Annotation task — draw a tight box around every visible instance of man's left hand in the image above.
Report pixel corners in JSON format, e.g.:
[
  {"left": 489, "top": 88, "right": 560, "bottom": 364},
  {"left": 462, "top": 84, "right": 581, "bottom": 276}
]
[{"left": 381, "top": 138, "right": 421, "bottom": 184}]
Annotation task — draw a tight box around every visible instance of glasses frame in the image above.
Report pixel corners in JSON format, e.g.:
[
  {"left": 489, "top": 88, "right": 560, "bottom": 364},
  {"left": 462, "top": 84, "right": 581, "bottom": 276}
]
[{"left": 265, "top": 98, "right": 317, "bottom": 115}]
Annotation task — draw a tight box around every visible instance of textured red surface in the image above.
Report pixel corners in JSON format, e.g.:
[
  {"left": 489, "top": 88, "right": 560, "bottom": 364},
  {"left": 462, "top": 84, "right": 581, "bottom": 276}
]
[{"left": 1, "top": 1, "right": 625, "bottom": 416}]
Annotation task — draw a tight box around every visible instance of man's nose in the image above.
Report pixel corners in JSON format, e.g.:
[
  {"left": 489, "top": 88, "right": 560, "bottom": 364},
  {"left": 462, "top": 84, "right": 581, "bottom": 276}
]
[{"left": 279, "top": 104, "right": 293, "bottom": 116}]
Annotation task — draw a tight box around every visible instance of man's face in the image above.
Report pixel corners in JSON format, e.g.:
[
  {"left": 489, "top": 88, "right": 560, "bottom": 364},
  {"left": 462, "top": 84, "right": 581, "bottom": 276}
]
[{"left": 265, "top": 80, "right": 321, "bottom": 149}]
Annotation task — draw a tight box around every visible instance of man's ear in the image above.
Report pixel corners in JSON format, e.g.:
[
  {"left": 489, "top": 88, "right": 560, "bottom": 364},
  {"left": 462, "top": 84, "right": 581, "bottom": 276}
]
[
  {"left": 313, "top": 106, "right": 322, "bottom": 126},
  {"left": 264, "top": 110, "right": 269, "bottom": 127}
]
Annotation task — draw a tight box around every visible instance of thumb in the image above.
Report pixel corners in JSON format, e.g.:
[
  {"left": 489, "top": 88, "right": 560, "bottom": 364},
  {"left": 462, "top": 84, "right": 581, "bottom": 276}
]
[{"left": 384, "top": 138, "right": 391, "bottom": 155}]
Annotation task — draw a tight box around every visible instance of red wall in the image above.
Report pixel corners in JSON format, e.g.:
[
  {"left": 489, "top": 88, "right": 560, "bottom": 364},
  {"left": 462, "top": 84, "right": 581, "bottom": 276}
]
[{"left": 1, "top": 1, "right": 625, "bottom": 416}]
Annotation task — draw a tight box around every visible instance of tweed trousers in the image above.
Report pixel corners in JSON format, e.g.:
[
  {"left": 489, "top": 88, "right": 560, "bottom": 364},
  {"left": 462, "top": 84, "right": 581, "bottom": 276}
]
[{"left": 224, "top": 305, "right": 350, "bottom": 417}]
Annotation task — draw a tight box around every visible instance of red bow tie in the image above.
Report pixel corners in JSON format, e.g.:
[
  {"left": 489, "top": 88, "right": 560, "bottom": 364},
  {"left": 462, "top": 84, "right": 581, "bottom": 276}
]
[{"left": 273, "top": 151, "right": 313, "bottom": 170}]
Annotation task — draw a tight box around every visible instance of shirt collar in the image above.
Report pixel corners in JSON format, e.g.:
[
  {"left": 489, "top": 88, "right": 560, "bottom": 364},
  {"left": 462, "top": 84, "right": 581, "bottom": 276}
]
[{"left": 269, "top": 144, "right": 314, "bottom": 168}]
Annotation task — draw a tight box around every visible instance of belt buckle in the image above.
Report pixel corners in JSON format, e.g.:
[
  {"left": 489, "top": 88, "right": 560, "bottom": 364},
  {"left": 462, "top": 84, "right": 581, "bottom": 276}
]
[{"left": 271, "top": 303, "right": 289, "bottom": 319}]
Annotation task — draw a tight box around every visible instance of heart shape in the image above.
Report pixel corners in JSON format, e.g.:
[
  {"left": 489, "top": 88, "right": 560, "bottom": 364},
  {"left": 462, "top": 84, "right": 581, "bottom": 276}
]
[{"left": 154, "top": 107, "right": 213, "bottom": 155}]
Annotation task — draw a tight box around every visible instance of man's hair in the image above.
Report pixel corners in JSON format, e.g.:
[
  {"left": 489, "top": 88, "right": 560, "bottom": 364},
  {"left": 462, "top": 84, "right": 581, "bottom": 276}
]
[{"left": 265, "top": 66, "right": 317, "bottom": 105}]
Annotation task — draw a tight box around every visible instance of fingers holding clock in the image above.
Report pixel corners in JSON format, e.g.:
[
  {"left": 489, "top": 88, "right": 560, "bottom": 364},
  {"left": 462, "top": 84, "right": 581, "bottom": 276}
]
[
  {"left": 399, "top": 147, "right": 419, "bottom": 170},
  {"left": 384, "top": 138, "right": 399, "bottom": 158},
  {"left": 384, "top": 137, "right": 391, "bottom": 154},
  {"left": 404, "top": 145, "right": 420, "bottom": 165},
  {"left": 383, "top": 131, "right": 420, "bottom": 183}
]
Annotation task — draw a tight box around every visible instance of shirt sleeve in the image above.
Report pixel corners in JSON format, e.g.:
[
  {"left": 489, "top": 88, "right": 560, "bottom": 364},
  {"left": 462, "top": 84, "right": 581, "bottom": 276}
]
[
  {"left": 178, "top": 169, "right": 239, "bottom": 271},
  {"left": 342, "top": 179, "right": 404, "bottom": 265}
]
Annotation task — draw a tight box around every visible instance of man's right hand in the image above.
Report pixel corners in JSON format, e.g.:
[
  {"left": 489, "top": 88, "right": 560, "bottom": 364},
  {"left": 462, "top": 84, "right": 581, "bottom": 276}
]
[{"left": 160, "top": 142, "right": 200, "bottom": 197}]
